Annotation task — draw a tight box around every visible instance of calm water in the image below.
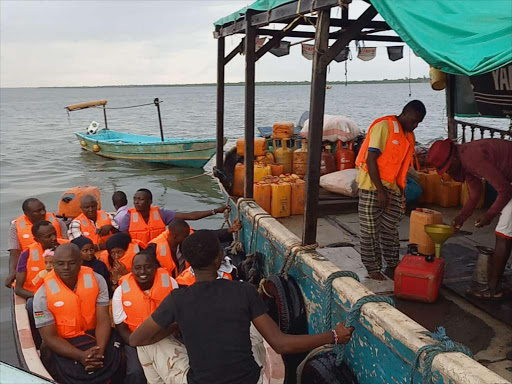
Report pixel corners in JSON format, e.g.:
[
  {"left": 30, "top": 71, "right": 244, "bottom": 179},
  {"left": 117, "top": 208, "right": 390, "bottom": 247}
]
[{"left": 0, "top": 83, "right": 506, "bottom": 365}]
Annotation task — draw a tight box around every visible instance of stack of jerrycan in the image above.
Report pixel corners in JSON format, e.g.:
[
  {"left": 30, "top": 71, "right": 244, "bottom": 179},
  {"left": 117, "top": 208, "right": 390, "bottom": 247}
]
[
  {"left": 394, "top": 208, "right": 444, "bottom": 303},
  {"left": 273, "top": 139, "right": 294, "bottom": 174},
  {"left": 254, "top": 174, "right": 304, "bottom": 217},
  {"left": 438, "top": 174, "right": 461, "bottom": 207},
  {"left": 293, "top": 143, "right": 308, "bottom": 178},
  {"left": 233, "top": 163, "right": 271, "bottom": 197}
]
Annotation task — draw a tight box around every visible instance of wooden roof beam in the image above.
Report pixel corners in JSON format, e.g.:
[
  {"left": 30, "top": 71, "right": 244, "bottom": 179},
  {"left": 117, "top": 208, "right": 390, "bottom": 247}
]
[
  {"left": 256, "top": 28, "right": 402, "bottom": 43},
  {"left": 255, "top": 17, "right": 303, "bottom": 61}
]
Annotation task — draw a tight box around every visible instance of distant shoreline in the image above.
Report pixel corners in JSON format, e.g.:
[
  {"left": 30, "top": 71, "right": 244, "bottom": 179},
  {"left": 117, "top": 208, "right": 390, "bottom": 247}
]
[{"left": 2, "top": 77, "right": 429, "bottom": 89}]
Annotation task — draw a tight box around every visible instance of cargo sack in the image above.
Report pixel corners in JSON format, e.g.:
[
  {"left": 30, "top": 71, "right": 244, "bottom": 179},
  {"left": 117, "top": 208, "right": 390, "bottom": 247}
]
[
  {"left": 300, "top": 115, "right": 361, "bottom": 143},
  {"left": 319, "top": 169, "right": 359, "bottom": 197}
]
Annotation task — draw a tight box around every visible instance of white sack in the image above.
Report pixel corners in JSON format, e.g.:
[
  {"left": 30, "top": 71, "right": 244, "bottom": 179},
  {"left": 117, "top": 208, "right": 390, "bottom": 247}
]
[
  {"left": 319, "top": 169, "right": 359, "bottom": 197},
  {"left": 300, "top": 115, "right": 361, "bottom": 142}
]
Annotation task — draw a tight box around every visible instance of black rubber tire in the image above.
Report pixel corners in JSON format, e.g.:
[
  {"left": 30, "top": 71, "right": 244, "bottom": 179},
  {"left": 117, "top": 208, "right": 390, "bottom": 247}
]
[
  {"left": 262, "top": 275, "right": 309, "bottom": 384},
  {"left": 300, "top": 352, "right": 358, "bottom": 384}
]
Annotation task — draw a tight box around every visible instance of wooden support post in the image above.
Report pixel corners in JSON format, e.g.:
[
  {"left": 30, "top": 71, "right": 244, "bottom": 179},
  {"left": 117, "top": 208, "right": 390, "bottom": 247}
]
[
  {"left": 303, "top": 9, "right": 330, "bottom": 246},
  {"left": 216, "top": 37, "right": 225, "bottom": 171},
  {"left": 244, "top": 14, "right": 256, "bottom": 198},
  {"left": 446, "top": 74, "right": 457, "bottom": 140}
]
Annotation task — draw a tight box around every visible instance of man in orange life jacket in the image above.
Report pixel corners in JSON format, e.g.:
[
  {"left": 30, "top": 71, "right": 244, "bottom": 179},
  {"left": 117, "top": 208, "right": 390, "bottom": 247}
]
[
  {"left": 33, "top": 244, "right": 122, "bottom": 384},
  {"left": 148, "top": 219, "right": 192, "bottom": 278},
  {"left": 355, "top": 100, "right": 426, "bottom": 280},
  {"left": 118, "top": 188, "right": 228, "bottom": 244},
  {"left": 15, "top": 220, "right": 68, "bottom": 348},
  {"left": 112, "top": 251, "right": 178, "bottom": 384},
  {"left": 5, "top": 198, "right": 67, "bottom": 288},
  {"left": 68, "top": 194, "right": 118, "bottom": 251}
]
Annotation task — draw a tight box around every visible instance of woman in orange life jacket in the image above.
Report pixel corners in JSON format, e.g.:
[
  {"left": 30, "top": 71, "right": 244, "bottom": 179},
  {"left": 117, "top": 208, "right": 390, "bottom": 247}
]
[
  {"left": 112, "top": 251, "right": 178, "bottom": 384},
  {"left": 71, "top": 236, "right": 112, "bottom": 298},
  {"left": 103, "top": 232, "right": 145, "bottom": 289}
]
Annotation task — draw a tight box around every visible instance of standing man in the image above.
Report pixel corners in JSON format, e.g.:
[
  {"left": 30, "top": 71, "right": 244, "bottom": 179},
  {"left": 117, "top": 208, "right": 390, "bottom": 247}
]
[
  {"left": 68, "top": 195, "right": 118, "bottom": 250},
  {"left": 118, "top": 188, "right": 228, "bottom": 244},
  {"left": 112, "top": 191, "right": 129, "bottom": 228},
  {"left": 355, "top": 100, "right": 426, "bottom": 280},
  {"left": 5, "top": 198, "right": 67, "bottom": 288},
  {"left": 427, "top": 138, "right": 512, "bottom": 299}
]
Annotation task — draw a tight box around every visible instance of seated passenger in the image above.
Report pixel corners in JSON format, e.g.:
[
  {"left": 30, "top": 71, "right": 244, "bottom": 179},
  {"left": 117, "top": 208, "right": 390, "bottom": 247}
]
[
  {"left": 112, "top": 191, "right": 129, "bottom": 228},
  {"left": 100, "top": 232, "right": 144, "bottom": 288},
  {"left": 112, "top": 252, "right": 178, "bottom": 384},
  {"left": 176, "top": 255, "right": 234, "bottom": 286},
  {"left": 15, "top": 220, "right": 68, "bottom": 300},
  {"left": 31, "top": 249, "right": 54, "bottom": 292},
  {"left": 71, "top": 236, "right": 112, "bottom": 298},
  {"left": 130, "top": 231, "right": 354, "bottom": 384},
  {"left": 148, "top": 219, "right": 191, "bottom": 278},
  {"left": 118, "top": 188, "right": 228, "bottom": 244},
  {"left": 33, "top": 244, "right": 122, "bottom": 384},
  {"left": 68, "top": 195, "right": 118, "bottom": 250},
  {"left": 5, "top": 198, "right": 67, "bottom": 288}
]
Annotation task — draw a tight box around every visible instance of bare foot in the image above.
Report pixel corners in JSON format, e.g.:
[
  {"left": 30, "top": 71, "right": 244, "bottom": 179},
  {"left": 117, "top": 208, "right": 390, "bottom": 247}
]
[{"left": 368, "top": 272, "right": 386, "bottom": 281}]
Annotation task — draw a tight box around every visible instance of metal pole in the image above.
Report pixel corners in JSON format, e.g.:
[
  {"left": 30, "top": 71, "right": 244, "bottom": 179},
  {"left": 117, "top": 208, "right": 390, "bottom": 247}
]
[
  {"left": 216, "top": 37, "right": 225, "bottom": 171},
  {"left": 154, "top": 98, "right": 164, "bottom": 142},
  {"left": 244, "top": 13, "right": 256, "bottom": 198},
  {"left": 446, "top": 74, "right": 457, "bottom": 140},
  {"left": 103, "top": 106, "right": 108, "bottom": 130},
  {"left": 302, "top": 9, "right": 330, "bottom": 246}
]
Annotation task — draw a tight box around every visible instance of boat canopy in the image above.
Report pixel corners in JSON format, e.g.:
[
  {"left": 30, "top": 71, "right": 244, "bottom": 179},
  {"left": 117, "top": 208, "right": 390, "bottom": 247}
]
[
  {"left": 66, "top": 99, "right": 107, "bottom": 111},
  {"left": 214, "top": 0, "right": 512, "bottom": 76}
]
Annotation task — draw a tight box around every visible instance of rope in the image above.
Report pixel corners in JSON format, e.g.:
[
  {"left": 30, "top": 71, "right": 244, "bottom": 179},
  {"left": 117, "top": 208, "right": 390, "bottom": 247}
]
[
  {"left": 248, "top": 212, "right": 272, "bottom": 254},
  {"left": 258, "top": 278, "right": 273, "bottom": 298},
  {"left": 175, "top": 172, "right": 211, "bottom": 182},
  {"left": 220, "top": 195, "right": 231, "bottom": 230},
  {"left": 91, "top": 102, "right": 159, "bottom": 110},
  {"left": 279, "top": 242, "right": 318, "bottom": 277},
  {"left": 410, "top": 327, "right": 473, "bottom": 384},
  {"left": 229, "top": 197, "right": 254, "bottom": 255}
]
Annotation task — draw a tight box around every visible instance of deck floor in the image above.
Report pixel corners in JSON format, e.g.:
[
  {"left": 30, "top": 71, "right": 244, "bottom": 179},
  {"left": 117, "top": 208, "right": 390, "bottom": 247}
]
[{"left": 278, "top": 205, "right": 512, "bottom": 380}]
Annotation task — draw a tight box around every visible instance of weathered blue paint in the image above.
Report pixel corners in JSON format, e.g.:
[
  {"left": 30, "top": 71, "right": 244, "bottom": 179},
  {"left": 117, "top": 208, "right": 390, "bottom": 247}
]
[
  {"left": 75, "top": 130, "right": 225, "bottom": 168},
  {"left": 224, "top": 194, "right": 505, "bottom": 384}
]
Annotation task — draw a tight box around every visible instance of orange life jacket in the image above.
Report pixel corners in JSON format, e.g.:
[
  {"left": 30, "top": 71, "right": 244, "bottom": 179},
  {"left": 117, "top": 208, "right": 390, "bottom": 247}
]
[
  {"left": 355, "top": 115, "right": 415, "bottom": 190},
  {"left": 43, "top": 266, "right": 98, "bottom": 338},
  {"left": 149, "top": 229, "right": 193, "bottom": 278},
  {"left": 98, "top": 239, "right": 145, "bottom": 271},
  {"left": 128, "top": 207, "right": 166, "bottom": 244},
  {"left": 176, "top": 266, "right": 232, "bottom": 287},
  {"left": 24, "top": 239, "right": 69, "bottom": 293},
  {"left": 119, "top": 268, "right": 174, "bottom": 332},
  {"left": 74, "top": 210, "right": 113, "bottom": 245},
  {"left": 15, "top": 213, "right": 62, "bottom": 251}
]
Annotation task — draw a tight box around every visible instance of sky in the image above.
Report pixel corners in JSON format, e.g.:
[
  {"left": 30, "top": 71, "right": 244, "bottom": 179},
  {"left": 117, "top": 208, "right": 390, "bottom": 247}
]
[{"left": 0, "top": 0, "right": 430, "bottom": 88}]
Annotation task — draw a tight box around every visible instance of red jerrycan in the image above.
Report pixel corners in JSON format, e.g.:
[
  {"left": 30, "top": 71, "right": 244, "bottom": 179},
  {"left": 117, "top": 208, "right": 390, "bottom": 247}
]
[{"left": 336, "top": 140, "right": 355, "bottom": 171}]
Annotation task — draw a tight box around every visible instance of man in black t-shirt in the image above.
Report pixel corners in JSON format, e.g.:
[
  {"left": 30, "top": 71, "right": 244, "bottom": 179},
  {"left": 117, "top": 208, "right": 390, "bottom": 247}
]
[{"left": 130, "top": 230, "right": 353, "bottom": 384}]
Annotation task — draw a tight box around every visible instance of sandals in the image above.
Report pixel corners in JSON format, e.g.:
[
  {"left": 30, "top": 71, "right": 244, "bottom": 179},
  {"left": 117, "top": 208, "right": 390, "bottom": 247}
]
[{"left": 465, "top": 287, "right": 505, "bottom": 301}]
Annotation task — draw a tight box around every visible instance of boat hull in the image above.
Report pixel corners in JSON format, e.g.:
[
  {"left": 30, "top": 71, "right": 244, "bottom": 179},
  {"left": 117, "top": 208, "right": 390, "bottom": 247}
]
[
  {"left": 218, "top": 180, "right": 509, "bottom": 384},
  {"left": 75, "top": 130, "right": 224, "bottom": 168}
]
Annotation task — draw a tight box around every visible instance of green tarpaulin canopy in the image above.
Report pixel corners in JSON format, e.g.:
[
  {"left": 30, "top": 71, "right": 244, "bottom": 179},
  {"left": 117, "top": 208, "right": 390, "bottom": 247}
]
[
  {"left": 214, "top": 0, "right": 296, "bottom": 28},
  {"left": 371, "top": 0, "right": 512, "bottom": 76},
  {"left": 215, "top": 0, "right": 512, "bottom": 77}
]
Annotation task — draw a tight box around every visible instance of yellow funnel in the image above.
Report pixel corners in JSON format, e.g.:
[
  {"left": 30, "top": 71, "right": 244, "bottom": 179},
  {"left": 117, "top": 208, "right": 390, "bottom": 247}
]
[{"left": 424, "top": 224, "right": 454, "bottom": 258}]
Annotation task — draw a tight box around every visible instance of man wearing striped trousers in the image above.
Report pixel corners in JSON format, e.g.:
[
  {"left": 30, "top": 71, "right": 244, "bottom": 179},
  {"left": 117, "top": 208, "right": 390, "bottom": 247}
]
[{"left": 355, "top": 101, "right": 426, "bottom": 280}]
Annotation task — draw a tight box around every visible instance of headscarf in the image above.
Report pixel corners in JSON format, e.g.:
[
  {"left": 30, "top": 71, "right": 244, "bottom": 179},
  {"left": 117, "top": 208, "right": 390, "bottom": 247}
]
[
  {"left": 106, "top": 232, "right": 132, "bottom": 253},
  {"left": 71, "top": 236, "right": 93, "bottom": 250}
]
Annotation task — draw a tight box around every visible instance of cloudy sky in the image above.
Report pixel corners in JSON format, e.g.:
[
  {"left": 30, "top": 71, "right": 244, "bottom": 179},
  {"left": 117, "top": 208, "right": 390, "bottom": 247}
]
[{"left": 0, "top": 0, "right": 430, "bottom": 88}]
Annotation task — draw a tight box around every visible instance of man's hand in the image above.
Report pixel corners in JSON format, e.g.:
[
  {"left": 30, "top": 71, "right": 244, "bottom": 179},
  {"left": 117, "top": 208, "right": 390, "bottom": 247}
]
[
  {"left": 228, "top": 219, "right": 242, "bottom": 234},
  {"left": 97, "top": 225, "right": 113, "bottom": 237},
  {"left": 377, "top": 189, "right": 390, "bottom": 210},
  {"left": 475, "top": 215, "right": 492, "bottom": 228},
  {"left": 214, "top": 205, "right": 230, "bottom": 214},
  {"left": 79, "top": 346, "right": 104, "bottom": 371},
  {"left": 4, "top": 272, "right": 15, "bottom": 288},
  {"left": 334, "top": 322, "right": 354, "bottom": 345}
]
